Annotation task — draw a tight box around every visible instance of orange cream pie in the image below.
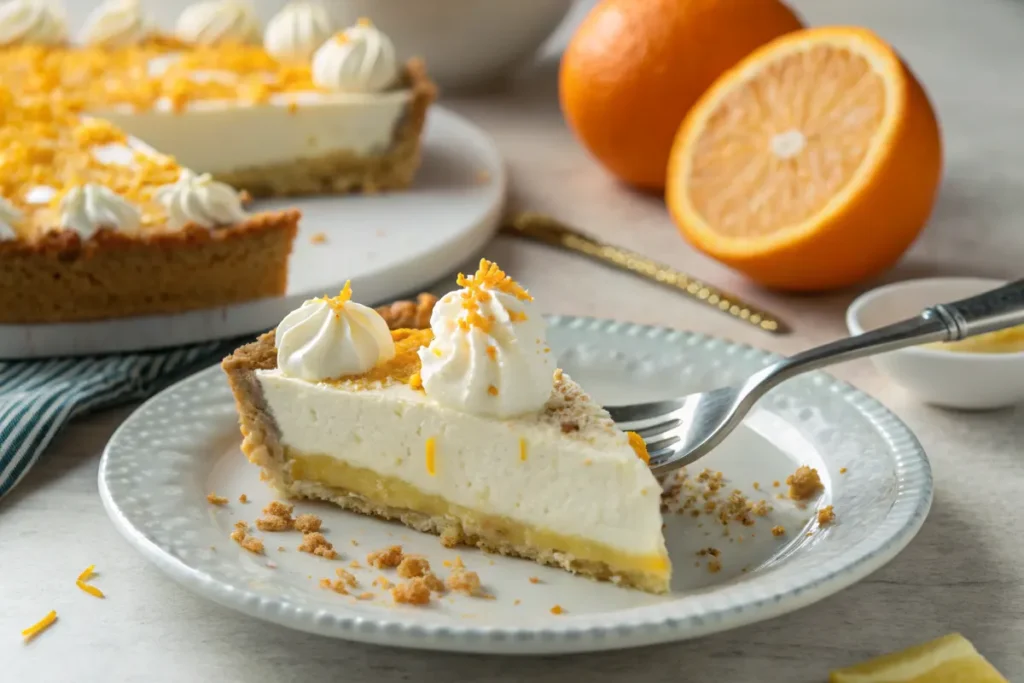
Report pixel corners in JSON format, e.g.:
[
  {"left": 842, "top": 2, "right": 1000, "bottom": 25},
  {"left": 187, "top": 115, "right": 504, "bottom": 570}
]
[
  {"left": 0, "top": 0, "right": 436, "bottom": 323},
  {"left": 223, "top": 262, "right": 672, "bottom": 593}
]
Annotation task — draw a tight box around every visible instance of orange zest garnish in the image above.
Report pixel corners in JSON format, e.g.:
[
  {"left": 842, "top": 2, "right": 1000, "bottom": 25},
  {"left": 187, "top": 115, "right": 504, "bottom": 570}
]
[
  {"left": 76, "top": 580, "right": 105, "bottom": 599},
  {"left": 454, "top": 260, "right": 531, "bottom": 334},
  {"left": 76, "top": 565, "right": 95, "bottom": 582},
  {"left": 21, "top": 610, "right": 57, "bottom": 641},
  {"left": 485, "top": 345, "right": 497, "bottom": 361},
  {"left": 425, "top": 437, "right": 437, "bottom": 476},
  {"left": 409, "top": 372, "right": 423, "bottom": 391},
  {"left": 550, "top": 605, "right": 564, "bottom": 615},
  {"left": 487, "top": 385, "right": 499, "bottom": 396},
  {"left": 627, "top": 432, "right": 650, "bottom": 464},
  {"left": 519, "top": 437, "right": 527, "bottom": 462},
  {"left": 321, "top": 281, "right": 353, "bottom": 315}
]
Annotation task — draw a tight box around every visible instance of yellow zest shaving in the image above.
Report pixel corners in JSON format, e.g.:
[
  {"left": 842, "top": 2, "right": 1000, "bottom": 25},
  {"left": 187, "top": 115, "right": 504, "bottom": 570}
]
[
  {"left": 432, "top": 348, "right": 442, "bottom": 357},
  {"left": 487, "top": 385, "right": 499, "bottom": 396},
  {"left": 76, "top": 580, "right": 105, "bottom": 599},
  {"left": 321, "top": 281, "right": 353, "bottom": 316},
  {"left": 485, "top": 345, "right": 497, "bottom": 361},
  {"left": 21, "top": 611, "right": 57, "bottom": 641},
  {"left": 508, "top": 310, "right": 528, "bottom": 323},
  {"left": 409, "top": 372, "right": 423, "bottom": 391},
  {"left": 627, "top": 432, "right": 650, "bottom": 464},
  {"left": 76, "top": 565, "right": 95, "bottom": 582},
  {"left": 519, "top": 438, "right": 527, "bottom": 462},
  {"left": 425, "top": 437, "right": 437, "bottom": 476}
]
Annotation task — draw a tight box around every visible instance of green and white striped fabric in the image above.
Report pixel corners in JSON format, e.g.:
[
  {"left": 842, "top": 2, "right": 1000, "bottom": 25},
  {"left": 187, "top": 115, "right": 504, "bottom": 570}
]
[{"left": 0, "top": 339, "right": 245, "bottom": 500}]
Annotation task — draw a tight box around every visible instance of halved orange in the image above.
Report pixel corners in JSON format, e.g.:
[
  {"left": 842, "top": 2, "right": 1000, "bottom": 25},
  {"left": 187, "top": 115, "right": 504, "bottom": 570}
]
[{"left": 667, "top": 27, "right": 943, "bottom": 291}]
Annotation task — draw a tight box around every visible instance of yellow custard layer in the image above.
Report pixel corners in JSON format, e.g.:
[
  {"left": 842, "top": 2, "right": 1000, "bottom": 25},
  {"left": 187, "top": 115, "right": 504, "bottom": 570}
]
[{"left": 288, "top": 451, "right": 670, "bottom": 580}]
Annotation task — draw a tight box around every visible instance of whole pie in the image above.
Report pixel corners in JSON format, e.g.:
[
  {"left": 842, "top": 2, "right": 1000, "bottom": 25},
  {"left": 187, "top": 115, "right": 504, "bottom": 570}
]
[
  {"left": 0, "top": 0, "right": 435, "bottom": 324},
  {"left": 223, "top": 261, "right": 672, "bottom": 593}
]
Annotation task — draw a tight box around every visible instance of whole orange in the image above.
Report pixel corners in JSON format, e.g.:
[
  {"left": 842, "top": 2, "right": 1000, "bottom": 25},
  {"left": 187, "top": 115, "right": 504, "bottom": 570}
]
[{"left": 559, "top": 0, "right": 804, "bottom": 190}]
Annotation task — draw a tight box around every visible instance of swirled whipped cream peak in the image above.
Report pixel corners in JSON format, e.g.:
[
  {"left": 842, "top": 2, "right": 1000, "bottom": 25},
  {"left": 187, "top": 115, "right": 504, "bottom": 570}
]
[
  {"left": 311, "top": 17, "right": 399, "bottom": 93},
  {"left": 276, "top": 281, "right": 397, "bottom": 382},
  {"left": 176, "top": 0, "right": 260, "bottom": 46},
  {"left": 81, "top": 0, "right": 152, "bottom": 48},
  {"left": 418, "top": 259, "right": 554, "bottom": 418},
  {"left": 154, "top": 169, "right": 248, "bottom": 230},
  {"left": 264, "top": 1, "right": 334, "bottom": 62},
  {"left": 0, "top": 0, "right": 67, "bottom": 47}
]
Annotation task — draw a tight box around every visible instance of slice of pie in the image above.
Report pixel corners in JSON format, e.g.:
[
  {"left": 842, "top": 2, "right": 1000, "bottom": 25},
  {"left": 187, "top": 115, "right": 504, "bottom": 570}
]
[{"left": 223, "top": 261, "right": 671, "bottom": 593}]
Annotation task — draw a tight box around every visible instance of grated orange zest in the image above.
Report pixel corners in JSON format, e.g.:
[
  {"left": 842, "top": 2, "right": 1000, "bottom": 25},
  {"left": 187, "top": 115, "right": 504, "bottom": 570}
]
[
  {"left": 21, "top": 610, "right": 57, "bottom": 641},
  {"left": 76, "top": 565, "right": 95, "bottom": 582},
  {"left": 76, "top": 580, "right": 105, "bottom": 599},
  {"left": 627, "top": 432, "right": 650, "bottom": 464},
  {"left": 425, "top": 437, "right": 437, "bottom": 476}
]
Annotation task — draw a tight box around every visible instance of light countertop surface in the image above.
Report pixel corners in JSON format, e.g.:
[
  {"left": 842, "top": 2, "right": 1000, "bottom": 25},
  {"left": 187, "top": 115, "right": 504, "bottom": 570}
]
[{"left": 3, "top": 0, "right": 1023, "bottom": 680}]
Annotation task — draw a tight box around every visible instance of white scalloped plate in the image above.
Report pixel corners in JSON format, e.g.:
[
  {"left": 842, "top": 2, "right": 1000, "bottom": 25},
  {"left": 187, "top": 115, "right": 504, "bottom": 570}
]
[{"left": 98, "top": 317, "right": 932, "bottom": 655}]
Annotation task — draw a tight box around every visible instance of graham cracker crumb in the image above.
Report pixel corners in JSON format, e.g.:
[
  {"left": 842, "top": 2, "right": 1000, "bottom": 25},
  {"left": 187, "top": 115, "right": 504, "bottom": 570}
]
[
  {"left": 752, "top": 482, "right": 760, "bottom": 490},
  {"left": 560, "top": 422, "right": 580, "bottom": 434},
  {"left": 350, "top": 539, "right": 359, "bottom": 546},
  {"left": 207, "top": 493, "right": 228, "bottom": 506},
  {"left": 439, "top": 528, "right": 459, "bottom": 548},
  {"left": 397, "top": 555, "right": 431, "bottom": 579},
  {"left": 256, "top": 515, "right": 293, "bottom": 531},
  {"left": 263, "top": 500, "right": 294, "bottom": 517},
  {"left": 550, "top": 605, "right": 564, "bottom": 615},
  {"left": 446, "top": 568, "right": 483, "bottom": 596},
  {"left": 817, "top": 505, "right": 836, "bottom": 525},
  {"left": 320, "top": 577, "right": 348, "bottom": 594},
  {"left": 839, "top": 467, "right": 848, "bottom": 474},
  {"left": 294, "top": 513, "right": 322, "bottom": 533},
  {"left": 335, "top": 568, "right": 358, "bottom": 587},
  {"left": 392, "top": 578, "right": 432, "bottom": 605},
  {"left": 367, "top": 545, "right": 403, "bottom": 569},
  {"left": 772, "top": 480, "right": 780, "bottom": 487},
  {"left": 528, "top": 577, "right": 541, "bottom": 584},
  {"left": 357, "top": 592, "right": 374, "bottom": 600},
  {"left": 238, "top": 493, "right": 248, "bottom": 504},
  {"left": 786, "top": 466, "right": 823, "bottom": 500},
  {"left": 707, "top": 559, "right": 722, "bottom": 573},
  {"left": 771, "top": 525, "right": 786, "bottom": 537},
  {"left": 310, "top": 232, "right": 327, "bottom": 244},
  {"left": 374, "top": 576, "right": 392, "bottom": 589},
  {"left": 422, "top": 572, "right": 445, "bottom": 593},
  {"left": 277, "top": 546, "right": 285, "bottom": 552},
  {"left": 229, "top": 521, "right": 264, "bottom": 554},
  {"left": 697, "top": 547, "right": 721, "bottom": 557},
  {"left": 514, "top": 599, "right": 521, "bottom": 606},
  {"left": 298, "top": 532, "right": 337, "bottom": 559},
  {"left": 349, "top": 560, "right": 360, "bottom": 569}
]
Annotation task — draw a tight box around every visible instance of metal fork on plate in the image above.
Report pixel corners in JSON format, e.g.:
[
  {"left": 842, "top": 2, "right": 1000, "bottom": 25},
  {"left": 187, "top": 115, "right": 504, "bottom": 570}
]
[{"left": 608, "top": 279, "right": 1024, "bottom": 475}]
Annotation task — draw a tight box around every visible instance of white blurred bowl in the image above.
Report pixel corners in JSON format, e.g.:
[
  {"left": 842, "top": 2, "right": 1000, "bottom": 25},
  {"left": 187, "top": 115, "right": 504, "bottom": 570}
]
[
  {"left": 846, "top": 277, "right": 1024, "bottom": 410},
  {"left": 126, "top": 1, "right": 576, "bottom": 90},
  {"left": 325, "top": 0, "right": 576, "bottom": 90}
]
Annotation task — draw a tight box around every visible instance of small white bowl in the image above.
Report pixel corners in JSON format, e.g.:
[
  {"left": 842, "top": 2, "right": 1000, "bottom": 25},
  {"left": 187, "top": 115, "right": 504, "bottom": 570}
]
[{"left": 846, "top": 277, "right": 1024, "bottom": 410}]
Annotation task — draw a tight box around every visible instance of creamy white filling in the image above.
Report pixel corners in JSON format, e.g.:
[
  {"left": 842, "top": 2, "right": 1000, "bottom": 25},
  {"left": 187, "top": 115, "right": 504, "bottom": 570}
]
[
  {"left": 255, "top": 371, "right": 667, "bottom": 558},
  {"left": 90, "top": 89, "right": 411, "bottom": 174}
]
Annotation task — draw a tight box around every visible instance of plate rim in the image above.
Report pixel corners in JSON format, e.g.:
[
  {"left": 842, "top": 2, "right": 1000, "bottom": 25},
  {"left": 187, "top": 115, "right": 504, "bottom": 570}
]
[{"left": 99, "top": 316, "right": 933, "bottom": 655}]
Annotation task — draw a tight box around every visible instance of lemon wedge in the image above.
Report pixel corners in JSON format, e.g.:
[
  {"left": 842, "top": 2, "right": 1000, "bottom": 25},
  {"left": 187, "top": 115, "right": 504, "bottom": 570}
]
[{"left": 830, "top": 634, "right": 1007, "bottom": 682}]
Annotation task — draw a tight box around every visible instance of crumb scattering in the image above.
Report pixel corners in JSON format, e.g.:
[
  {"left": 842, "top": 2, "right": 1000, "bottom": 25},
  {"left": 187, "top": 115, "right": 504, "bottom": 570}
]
[
  {"left": 298, "top": 532, "right": 337, "bottom": 559},
  {"left": 207, "top": 493, "right": 228, "bottom": 506},
  {"left": 374, "top": 576, "right": 393, "bottom": 589},
  {"left": 817, "top": 505, "right": 836, "bottom": 525},
  {"left": 707, "top": 559, "right": 722, "bottom": 574},
  {"left": 256, "top": 515, "right": 293, "bottom": 531},
  {"left": 230, "top": 521, "right": 264, "bottom": 554},
  {"left": 367, "top": 545, "right": 404, "bottom": 569},
  {"left": 392, "top": 577, "right": 432, "bottom": 605},
  {"left": 423, "top": 572, "right": 445, "bottom": 593},
  {"left": 528, "top": 576, "right": 541, "bottom": 584},
  {"left": 21, "top": 610, "right": 58, "bottom": 642},
  {"left": 397, "top": 555, "right": 431, "bottom": 579},
  {"left": 786, "top": 466, "right": 823, "bottom": 500},
  {"left": 294, "top": 513, "right": 322, "bottom": 533},
  {"left": 237, "top": 493, "right": 248, "bottom": 503},
  {"left": 310, "top": 232, "right": 327, "bottom": 244},
  {"left": 357, "top": 592, "right": 375, "bottom": 600},
  {"left": 320, "top": 577, "right": 348, "bottom": 594},
  {"left": 771, "top": 525, "right": 786, "bottom": 537},
  {"left": 839, "top": 467, "right": 848, "bottom": 474},
  {"left": 335, "top": 568, "right": 358, "bottom": 587}
]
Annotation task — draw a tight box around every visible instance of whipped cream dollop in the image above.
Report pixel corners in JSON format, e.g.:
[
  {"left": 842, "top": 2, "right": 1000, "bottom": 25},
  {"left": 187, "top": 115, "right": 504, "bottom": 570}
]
[
  {"left": 418, "top": 260, "right": 554, "bottom": 418},
  {"left": 154, "top": 169, "right": 247, "bottom": 230},
  {"left": 176, "top": 0, "right": 260, "bottom": 46},
  {"left": 0, "top": 0, "right": 67, "bottom": 47},
  {"left": 311, "top": 19, "right": 399, "bottom": 93},
  {"left": 80, "top": 0, "right": 151, "bottom": 48},
  {"left": 0, "top": 195, "right": 21, "bottom": 240},
  {"left": 276, "top": 282, "right": 396, "bottom": 382},
  {"left": 58, "top": 184, "right": 141, "bottom": 239},
  {"left": 264, "top": 1, "right": 333, "bottom": 62}
]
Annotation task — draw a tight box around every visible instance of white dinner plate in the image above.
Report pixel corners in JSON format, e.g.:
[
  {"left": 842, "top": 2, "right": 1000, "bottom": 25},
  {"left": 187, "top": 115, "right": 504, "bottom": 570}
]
[
  {"left": 98, "top": 317, "right": 932, "bottom": 655},
  {"left": 0, "top": 106, "right": 505, "bottom": 359}
]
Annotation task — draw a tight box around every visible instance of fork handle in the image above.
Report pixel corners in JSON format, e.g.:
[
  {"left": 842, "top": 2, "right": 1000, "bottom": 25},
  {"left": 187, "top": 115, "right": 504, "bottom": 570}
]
[{"left": 752, "top": 279, "right": 1024, "bottom": 391}]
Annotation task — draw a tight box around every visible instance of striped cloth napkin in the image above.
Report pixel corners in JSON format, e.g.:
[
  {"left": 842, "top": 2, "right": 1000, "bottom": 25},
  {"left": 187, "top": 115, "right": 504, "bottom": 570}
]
[{"left": 0, "top": 338, "right": 246, "bottom": 500}]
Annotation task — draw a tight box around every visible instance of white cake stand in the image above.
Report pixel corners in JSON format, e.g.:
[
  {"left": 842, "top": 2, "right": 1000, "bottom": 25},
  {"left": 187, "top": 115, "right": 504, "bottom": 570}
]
[{"left": 0, "top": 107, "right": 505, "bottom": 358}]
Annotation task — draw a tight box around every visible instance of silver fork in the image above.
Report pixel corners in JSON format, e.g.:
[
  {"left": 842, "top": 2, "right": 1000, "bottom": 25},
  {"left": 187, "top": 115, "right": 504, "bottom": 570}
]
[{"left": 609, "top": 279, "right": 1024, "bottom": 475}]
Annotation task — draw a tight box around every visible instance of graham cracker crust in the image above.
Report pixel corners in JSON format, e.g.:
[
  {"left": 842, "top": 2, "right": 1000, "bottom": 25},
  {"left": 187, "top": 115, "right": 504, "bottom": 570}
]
[
  {"left": 221, "top": 301, "right": 667, "bottom": 594},
  {"left": 214, "top": 60, "right": 437, "bottom": 198},
  {"left": 0, "top": 210, "right": 299, "bottom": 324}
]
